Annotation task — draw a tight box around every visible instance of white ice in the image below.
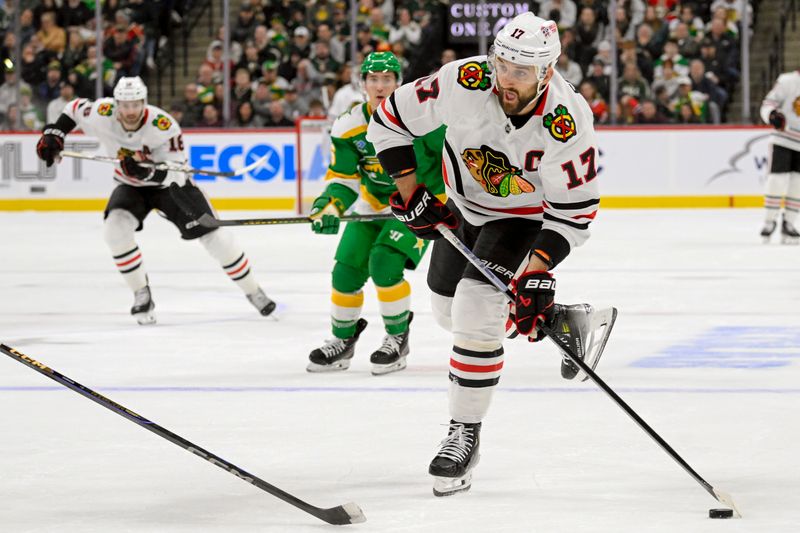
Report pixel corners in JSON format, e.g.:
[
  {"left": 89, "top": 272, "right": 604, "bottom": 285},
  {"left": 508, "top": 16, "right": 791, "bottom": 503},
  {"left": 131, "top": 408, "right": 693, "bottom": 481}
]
[{"left": 1, "top": 209, "right": 798, "bottom": 533}]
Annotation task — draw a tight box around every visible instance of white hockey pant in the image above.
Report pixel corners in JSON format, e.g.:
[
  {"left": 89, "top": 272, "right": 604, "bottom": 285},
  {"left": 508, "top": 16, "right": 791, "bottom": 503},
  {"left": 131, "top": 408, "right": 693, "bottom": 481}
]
[
  {"left": 104, "top": 209, "right": 147, "bottom": 292},
  {"left": 433, "top": 278, "right": 508, "bottom": 424},
  {"left": 764, "top": 173, "right": 800, "bottom": 223}
]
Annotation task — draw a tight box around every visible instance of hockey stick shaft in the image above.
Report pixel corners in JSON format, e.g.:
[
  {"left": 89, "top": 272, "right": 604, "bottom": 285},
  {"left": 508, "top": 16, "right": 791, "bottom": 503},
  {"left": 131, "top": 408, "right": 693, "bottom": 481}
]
[
  {"left": 60, "top": 151, "right": 270, "bottom": 178},
  {"left": 436, "top": 227, "right": 740, "bottom": 515},
  {"left": 193, "top": 212, "right": 395, "bottom": 228},
  {"left": 0, "top": 344, "right": 365, "bottom": 525}
]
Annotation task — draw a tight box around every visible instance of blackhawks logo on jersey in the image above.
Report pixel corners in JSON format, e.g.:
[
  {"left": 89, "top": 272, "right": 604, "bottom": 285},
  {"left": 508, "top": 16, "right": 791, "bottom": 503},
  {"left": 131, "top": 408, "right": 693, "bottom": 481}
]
[
  {"left": 461, "top": 145, "right": 534, "bottom": 198},
  {"left": 152, "top": 114, "right": 172, "bottom": 131},
  {"left": 543, "top": 104, "right": 576, "bottom": 143},
  {"left": 793, "top": 96, "right": 800, "bottom": 116},
  {"left": 97, "top": 103, "right": 113, "bottom": 116},
  {"left": 457, "top": 61, "right": 492, "bottom": 91}
]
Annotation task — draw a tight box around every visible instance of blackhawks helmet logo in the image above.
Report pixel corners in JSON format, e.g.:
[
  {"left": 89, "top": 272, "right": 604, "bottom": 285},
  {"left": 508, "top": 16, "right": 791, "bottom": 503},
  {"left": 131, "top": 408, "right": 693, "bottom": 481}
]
[
  {"left": 461, "top": 145, "right": 534, "bottom": 198},
  {"left": 543, "top": 104, "right": 577, "bottom": 142}
]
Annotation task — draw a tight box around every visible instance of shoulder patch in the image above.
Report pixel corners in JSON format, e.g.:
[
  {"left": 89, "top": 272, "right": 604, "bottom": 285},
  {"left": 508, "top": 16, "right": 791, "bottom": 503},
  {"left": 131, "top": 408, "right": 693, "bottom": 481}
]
[
  {"left": 543, "top": 104, "right": 577, "bottom": 143},
  {"left": 457, "top": 60, "right": 492, "bottom": 91},
  {"left": 152, "top": 114, "right": 173, "bottom": 131},
  {"left": 97, "top": 102, "right": 113, "bottom": 117}
]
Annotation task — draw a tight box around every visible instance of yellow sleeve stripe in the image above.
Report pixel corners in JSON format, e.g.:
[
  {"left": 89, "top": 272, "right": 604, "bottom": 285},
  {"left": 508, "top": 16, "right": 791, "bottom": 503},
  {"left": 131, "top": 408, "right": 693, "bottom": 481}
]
[
  {"left": 340, "top": 125, "right": 368, "bottom": 139},
  {"left": 359, "top": 184, "right": 388, "bottom": 211},
  {"left": 331, "top": 289, "right": 365, "bottom": 308},
  {"left": 325, "top": 170, "right": 360, "bottom": 181},
  {"left": 435, "top": 192, "right": 448, "bottom": 203},
  {"left": 376, "top": 281, "right": 411, "bottom": 302}
]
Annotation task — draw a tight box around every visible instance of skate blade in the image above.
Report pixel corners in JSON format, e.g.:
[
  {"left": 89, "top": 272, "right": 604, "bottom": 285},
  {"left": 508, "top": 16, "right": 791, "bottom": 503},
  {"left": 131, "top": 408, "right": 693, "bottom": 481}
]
[
  {"left": 370, "top": 357, "right": 407, "bottom": 376},
  {"left": 134, "top": 312, "right": 156, "bottom": 326},
  {"left": 577, "top": 307, "right": 618, "bottom": 382},
  {"left": 781, "top": 236, "right": 799, "bottom": 245},
  {"left": 432, "top": 473, "right": 473, "bottom": 497},
  {"left": 306, "top": 359, "right": 352, "bottom": 373}
]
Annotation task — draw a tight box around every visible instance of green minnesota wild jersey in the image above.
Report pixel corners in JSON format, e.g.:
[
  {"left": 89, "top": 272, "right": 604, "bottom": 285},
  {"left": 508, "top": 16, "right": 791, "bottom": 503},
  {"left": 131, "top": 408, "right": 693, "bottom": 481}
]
[{"left": 321, "top": 102, "right": 446, "bottom": 214}]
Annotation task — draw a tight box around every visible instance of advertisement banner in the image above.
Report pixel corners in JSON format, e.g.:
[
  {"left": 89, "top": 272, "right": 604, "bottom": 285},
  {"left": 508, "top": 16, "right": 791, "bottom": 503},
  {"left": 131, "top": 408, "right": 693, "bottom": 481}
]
[
  {"left": 446, "top": 2, "right": 533, "bottom": 43},
  {"left": 0, "top": 126, "right": 774, "bottom": 209}
]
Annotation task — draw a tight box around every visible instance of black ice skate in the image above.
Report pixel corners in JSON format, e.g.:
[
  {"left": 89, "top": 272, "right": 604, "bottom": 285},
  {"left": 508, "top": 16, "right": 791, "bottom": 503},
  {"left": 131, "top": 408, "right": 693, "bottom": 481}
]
[
  {"left": 550, "top": 304, "right": 617, "bottom": 381},
  {"left": 429, "top": 420, "right": 481, "bottom": 497},
  {"left": 761, "top": 220, "right": 777, "bottom": 243},
  {"left": 247, "top": 288, "right": 276, "bottom": 317},
  {"left": 131, "top": 286, "right": 156, "bottom": 325},
  {"left": 306, "top": 318, "right": 368, "bottom": 372},
  {"left": 781, "top": 218, "right": 799, "bottom": 245},
  {"left": 370, "top": 313, "right": 413, "bottom": 376}
]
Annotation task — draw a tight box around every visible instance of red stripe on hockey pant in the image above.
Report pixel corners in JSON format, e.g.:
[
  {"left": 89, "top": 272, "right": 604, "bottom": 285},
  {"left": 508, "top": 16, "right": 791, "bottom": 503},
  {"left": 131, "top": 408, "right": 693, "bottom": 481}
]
[
  {"left": 116, "top": 253, "right": 142, "bottom": 267},
  {"left": 227, "top": 259, "right": 249, "bottom": 276},
  {"left": 449, "top": 358, "right": 504, "bottom": 373}
]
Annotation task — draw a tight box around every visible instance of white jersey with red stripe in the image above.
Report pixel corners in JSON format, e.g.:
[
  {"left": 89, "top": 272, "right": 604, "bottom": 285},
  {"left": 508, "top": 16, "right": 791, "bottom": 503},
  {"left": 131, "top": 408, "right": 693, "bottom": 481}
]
[
  {"left": 760, "top": 70, "right": 800, "bottom": 152},
  {"left": 62, "top": 97, "right": 187, "bottom": 187},
  {"left": 367, "top": 55, "right": 600, "bottom": 250}
]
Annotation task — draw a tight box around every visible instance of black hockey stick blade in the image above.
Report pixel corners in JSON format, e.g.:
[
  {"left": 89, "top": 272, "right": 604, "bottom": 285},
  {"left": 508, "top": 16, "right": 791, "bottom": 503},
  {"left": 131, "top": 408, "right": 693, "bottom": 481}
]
[{"left": 0, "top": 343, "right": 366, "bottom": 525}]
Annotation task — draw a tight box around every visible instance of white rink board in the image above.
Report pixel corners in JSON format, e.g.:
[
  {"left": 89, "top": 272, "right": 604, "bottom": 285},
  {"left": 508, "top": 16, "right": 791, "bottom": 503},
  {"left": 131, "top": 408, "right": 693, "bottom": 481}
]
[{"left": 0, "top": 126, "right": 776, "bottom": 203}]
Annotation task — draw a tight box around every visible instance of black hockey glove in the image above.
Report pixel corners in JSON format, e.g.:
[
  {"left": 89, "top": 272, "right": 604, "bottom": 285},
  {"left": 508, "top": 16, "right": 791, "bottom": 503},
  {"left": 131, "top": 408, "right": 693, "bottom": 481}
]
[
  {"left": 769, "top": 110, "right": 786, "bottom": 130},
  {"left": 388, "top": 185, "right": 458, "bottom": 240},
  {"left": 36, "top": 125, "right": 66, "bottom": 167},
  {"left": 120, "top": 156, "right": 155, "bottom": 181},
  {"left": 514, "top": 271, "right": 556, "bottom": 342}
]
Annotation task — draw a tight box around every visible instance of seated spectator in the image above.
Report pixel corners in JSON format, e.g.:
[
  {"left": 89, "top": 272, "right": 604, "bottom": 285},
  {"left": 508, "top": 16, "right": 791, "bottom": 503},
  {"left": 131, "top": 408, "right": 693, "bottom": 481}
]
[
  {"left": 670, "top": 3, "right": 705, "bottom": 37},
  {"left": 689, "top": 59, "right": 726, "bottom": 121},
  {"left": 670, "top": 76, "right": 709, "bottom": 123},
  {"left": 653, "top": 85, "right": 674, "bottom": 121},
  {"left": 642, "top": 5, "right": 669, "bottom": 48},
  {"left": 19, "top": 86, "right": 44, "bottom": 131},
  {"left": 579, "top": 80, "right": 608, "bottom": 123},
  {"left": 635, "top": 23, "right": 660, "bottom": 65},
  {"left": 0, "top": 66, "right": 32, "bottom": 117},
  {"left": 60, "top": 0, "right": 93, "bottom": 30},
  {"left": 203, "top": 41, "right": 227, "bottom": 84},
  {"left": 391, "top": 41, "right": 412, "bottom": 81},
  {"left": 594, "top": 40, "right": 614, "bottom": 74},
  {"left": 574, "top": 6, "right": 605, "bottom": 72},
  {"left": 555, "top": 52, "right": 583, "bottom": 86},
  {"left": 292, "top": 58, "right": 323, "bottom": 108},
  {"left": 585, "top": 58, "right": 611, "bottom": 101},
  {"left": 19, "top": 9, "right": 37, "bottom": 46},
  {"left": 263, "top": 99, "right": 294, "bottom": 127},
  {"left": 252, "top": 80, "right": 273, "bottom": 120},
  {"left": 653, "top": 39, "right": 689, "bottom": 80},
  {"left": 705, "top": 17, "right": 738, "bottom": 70},
  {"left": 310, "top": 40, "right": 341, "bottom": 76},
  {"left": 651, "top": 59, "right": 680, "bottom": 100},
  {"left": 232, "top": 4, "right": 258, "bottom": 43},
  {"left": 389, "top": 8, "right": 421, "bottom": 49},
  {"left": 198, "top": 104, "right": 223, "bottom": 128},
  {"left": 282, "top": 85, "right": 307, "bottom": 120},
  {"left": 369, "top": 7, "right": 393, "bottom": 43},
  {"left": 278, "top": 49, "right": 302, "bottom": 82},
  {"left": 699, "top": 38, "right": 736, "bottom": 93},
  {"left": 36, "top": 60, "right": 63, "bottom": 106},
  {"left": 236, "top": 41, "right": 265, "bottom": 80},
  {"left": 307, "top": 98, "right": 326, "bottom": 118},
  {"left": 103, "top": 24, "right": 139, "bottom": 80},
  {"left": 620, "top": 39, "right": 653, "bottom": 83},
  {"left": 316, "top": 22, "right": 346, "bottom": 64},
  {"left": 61, "top": 29, "right": 87, "bottom": 75},
  {"left": 675, "top": 101, "right": 701, "bottom": 124},
  {"left": 672, "top": 22, "right": 700, "bottom": 59},
  {"left": 181, "top": 83, "right": 204, "bottom": 127},
  {"left": 36, "top": 12, "right": 66, "bottom": 55},
  {"left": 355, "top": 24, "right": 378, "bottom": 56},
  {"left": 327, "top": 63, "right": 363, "bottom": 120},
  {"left": 196, "top": 64, "right": 217, "bottom": 104},
  {"left": 634, "top": 98, "right": 670, "bottom": 124},
  {"left": 617, "top": 94, "right": 640, "bottom": 125},
  {"left": 20, "top": 42, "right": 48, "bottom": 86},
  {"left": 235, "top": 100, "right": 264, "bottom": 127},
  {"left": 232, "top": 68, "right": 254, "bottom": 107},
  {"left": 540, "top": 0, "right": 578, "bottom": 28},
  {"left": 33, "top": 0, "right": 59, "bottom": 31},
  {"left": 262, "top": 60, "right": 291, "bottom": 94},
  {"left": 46, "top": 81, "right": 75, "bottom": 123},
  {"left": 619, "top": 62, "right": 650, "bottom": 100},
  {"left": 1, "top": 104, "right": 20, "bottom": 131},
  {"left": 291, "top": 26, "right": 312, "bottom": 58}
]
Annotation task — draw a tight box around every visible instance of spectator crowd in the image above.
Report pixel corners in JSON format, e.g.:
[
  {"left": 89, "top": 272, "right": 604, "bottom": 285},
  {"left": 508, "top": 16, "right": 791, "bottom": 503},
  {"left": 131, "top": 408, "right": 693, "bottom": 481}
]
[{"left": 0, "top": 0, "right": 757, "bottom": 130}]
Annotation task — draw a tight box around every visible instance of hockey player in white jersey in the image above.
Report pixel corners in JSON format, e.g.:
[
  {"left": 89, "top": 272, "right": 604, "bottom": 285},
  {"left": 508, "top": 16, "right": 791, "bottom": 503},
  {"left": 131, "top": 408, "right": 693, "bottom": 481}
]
[
  {"left": 35, "top": 77, "right": 276, "bottom": 324},
  {"left": 759, "top": 70, "right": 800, "bottom": 244},
  {"left": 368, "top": 12, "right": 602, "bottom": 496}
]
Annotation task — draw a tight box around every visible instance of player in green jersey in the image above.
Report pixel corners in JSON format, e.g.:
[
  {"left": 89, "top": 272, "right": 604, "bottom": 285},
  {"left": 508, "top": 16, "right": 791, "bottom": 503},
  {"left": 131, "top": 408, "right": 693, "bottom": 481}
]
[{"left": 307, "top": 52, "right": 446, "bottom": 375}]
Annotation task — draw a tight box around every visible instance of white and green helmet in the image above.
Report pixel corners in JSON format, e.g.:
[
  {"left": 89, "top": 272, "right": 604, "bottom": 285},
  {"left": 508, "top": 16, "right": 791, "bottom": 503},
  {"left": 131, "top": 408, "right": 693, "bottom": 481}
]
[{"left": 360, "top": 52, "right": 402, "bottom": 83}]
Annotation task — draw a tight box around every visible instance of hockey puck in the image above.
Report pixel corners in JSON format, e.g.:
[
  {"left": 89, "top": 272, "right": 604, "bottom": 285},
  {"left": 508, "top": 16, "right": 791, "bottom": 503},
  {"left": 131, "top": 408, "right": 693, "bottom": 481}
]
[{"left": 709, "top": 508, "right": 734, "bottom": 519}]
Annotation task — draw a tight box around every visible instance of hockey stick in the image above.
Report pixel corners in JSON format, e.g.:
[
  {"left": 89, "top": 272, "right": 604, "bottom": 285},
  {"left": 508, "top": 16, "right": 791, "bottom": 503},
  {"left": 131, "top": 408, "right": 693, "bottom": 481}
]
[
  {"left": 436, "top": 226, "right": 742, "bottom": 517},
  {"left": 168, "top": 183, "right": 393, "bottom": 228},
  {"left": 60, "top": 150, "right": 271, "bottom": 178},
  {"left": 0, "top": 343, "right": 366, "bottom": 526}
]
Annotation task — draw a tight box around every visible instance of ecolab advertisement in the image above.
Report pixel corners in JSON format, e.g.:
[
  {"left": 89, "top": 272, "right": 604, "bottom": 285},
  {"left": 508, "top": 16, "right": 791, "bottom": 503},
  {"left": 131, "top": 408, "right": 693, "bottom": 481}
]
[{"left": 0, "top": 127, "right": 777, "bottom": 209}]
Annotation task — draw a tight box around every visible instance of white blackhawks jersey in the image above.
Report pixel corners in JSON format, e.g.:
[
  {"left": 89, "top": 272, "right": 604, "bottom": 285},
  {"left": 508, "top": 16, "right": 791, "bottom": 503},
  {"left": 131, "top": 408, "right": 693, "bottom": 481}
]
[
  {"left": 760, "top": 70, "right": 800, "bottom": 152},
  {"left": 62, "top": 97, "right": 187, "bottom": 188},
  {"left": 367, "top": 55, "right": 600, "bottom": 251}
]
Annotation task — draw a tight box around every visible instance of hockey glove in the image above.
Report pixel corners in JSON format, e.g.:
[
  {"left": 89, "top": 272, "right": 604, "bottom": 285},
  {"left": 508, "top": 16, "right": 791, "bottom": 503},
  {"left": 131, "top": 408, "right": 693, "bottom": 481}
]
[
  {"left": 309, "top": 196, "right": 344, "bottom": 235},
  {"left": 36, "top": 125, "right": 66, "bottom": 167},
  {"left": 514, "top": 271, "right": 556, "bottom": 342},
  {"left": 388, "top": 185, "right": 458, "bottom": 240},
  {"left": 769, "top": 110, "right": 786, "bottom": 130},
  {"left": 120, "top": 156, "right": 155, "bottom": 181}
]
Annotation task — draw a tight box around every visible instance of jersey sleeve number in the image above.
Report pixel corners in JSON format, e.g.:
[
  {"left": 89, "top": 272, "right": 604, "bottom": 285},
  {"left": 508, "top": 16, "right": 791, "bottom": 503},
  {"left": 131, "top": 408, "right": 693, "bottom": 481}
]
[
  {"left": 561, "top": 147, "right": 597, "bottom": 189},
  {"left": 168, "top": 135, "right": 184, "bottom": 152},
  {"left": 415, "top": 76, "right": 440, "bottom": 103}
]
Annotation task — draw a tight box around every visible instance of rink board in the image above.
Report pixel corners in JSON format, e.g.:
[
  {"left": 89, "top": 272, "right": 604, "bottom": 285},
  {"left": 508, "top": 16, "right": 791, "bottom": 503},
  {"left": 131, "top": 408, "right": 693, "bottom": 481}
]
[{"left": 0, "top": 126, "right": 775, "bottom": 210}]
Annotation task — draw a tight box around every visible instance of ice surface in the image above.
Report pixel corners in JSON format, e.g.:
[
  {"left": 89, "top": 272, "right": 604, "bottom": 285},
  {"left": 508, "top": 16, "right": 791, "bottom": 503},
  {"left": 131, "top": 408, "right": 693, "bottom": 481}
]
[{"left": 1, "top": 209, "right": 798, "bottom": 532}]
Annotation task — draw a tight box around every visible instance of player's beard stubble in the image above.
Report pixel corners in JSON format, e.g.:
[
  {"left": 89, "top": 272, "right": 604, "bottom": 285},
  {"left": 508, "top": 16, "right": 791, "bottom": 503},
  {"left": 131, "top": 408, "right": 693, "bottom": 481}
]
[{"left": 496, "top": 79, "right": 540, "bottom": 115}]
